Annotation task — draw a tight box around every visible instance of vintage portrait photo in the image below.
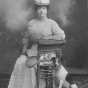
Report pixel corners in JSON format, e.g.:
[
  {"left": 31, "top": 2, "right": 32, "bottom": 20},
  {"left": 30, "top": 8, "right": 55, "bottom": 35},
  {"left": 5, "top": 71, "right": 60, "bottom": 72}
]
[{"left": 0, "top": 0, "right": 87, "bottom": 88}]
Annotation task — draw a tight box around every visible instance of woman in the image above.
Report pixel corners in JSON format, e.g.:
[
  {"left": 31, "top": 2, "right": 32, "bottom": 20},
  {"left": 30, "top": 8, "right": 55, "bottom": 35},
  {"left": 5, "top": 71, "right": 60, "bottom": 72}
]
[{"left": 8, "top": 0, "right": 67, "bottom": 88}]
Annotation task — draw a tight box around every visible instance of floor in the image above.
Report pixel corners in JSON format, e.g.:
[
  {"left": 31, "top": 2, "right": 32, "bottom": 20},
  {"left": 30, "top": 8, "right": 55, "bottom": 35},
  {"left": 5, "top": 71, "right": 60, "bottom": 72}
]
[{"left": 0, "top": 70, "right": 88, "bottom": 88}]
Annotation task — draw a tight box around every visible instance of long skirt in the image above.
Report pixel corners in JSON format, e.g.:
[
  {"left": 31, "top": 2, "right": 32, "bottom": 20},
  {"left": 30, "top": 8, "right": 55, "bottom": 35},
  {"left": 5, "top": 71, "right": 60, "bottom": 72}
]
[
  {"left": 8, "top": 43, "right": 68, "bottom": 88},
  {"left": 8, "top": 44, "right": 38, "bottom": 88},
  {"left": 8, "top": 55, "right": 36, "bottom": 88}
]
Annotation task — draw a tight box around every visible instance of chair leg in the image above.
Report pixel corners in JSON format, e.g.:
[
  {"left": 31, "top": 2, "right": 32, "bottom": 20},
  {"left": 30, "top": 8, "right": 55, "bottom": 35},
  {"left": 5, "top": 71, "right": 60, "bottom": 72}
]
[
  {"left": 37, "top": 64, "right": 40, "bottom": 88},
  {"left": 39, "top": 79, "right": 46, "bottom": 88}
]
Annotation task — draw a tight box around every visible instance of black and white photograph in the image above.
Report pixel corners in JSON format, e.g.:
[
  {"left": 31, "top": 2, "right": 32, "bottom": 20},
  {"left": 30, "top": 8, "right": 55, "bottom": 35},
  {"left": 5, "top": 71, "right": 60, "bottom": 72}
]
[{"left": 0, "top": 0, "right": 87, "bottom": 88}]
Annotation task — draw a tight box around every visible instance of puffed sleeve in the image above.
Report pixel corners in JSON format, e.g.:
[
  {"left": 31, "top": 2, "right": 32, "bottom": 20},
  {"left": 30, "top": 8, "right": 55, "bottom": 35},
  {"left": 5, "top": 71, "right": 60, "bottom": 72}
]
[{"left": 51, "top": 20, "right": 65, "bottom": 40}]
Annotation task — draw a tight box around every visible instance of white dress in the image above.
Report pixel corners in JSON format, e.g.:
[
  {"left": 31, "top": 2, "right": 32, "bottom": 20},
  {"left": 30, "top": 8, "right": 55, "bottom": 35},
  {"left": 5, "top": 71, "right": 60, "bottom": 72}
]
[
  {"left": 8, "top": 18, "right": 66, "bottom": 88},
  {"left": 8, "top": 45, "right": 37, "bottom": 88}
]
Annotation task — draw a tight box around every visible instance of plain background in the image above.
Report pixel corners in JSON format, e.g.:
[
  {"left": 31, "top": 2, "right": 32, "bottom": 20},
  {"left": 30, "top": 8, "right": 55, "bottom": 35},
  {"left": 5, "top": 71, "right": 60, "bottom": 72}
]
[{"left": 0, "top": 0, "right": 87, "bottom": 74}]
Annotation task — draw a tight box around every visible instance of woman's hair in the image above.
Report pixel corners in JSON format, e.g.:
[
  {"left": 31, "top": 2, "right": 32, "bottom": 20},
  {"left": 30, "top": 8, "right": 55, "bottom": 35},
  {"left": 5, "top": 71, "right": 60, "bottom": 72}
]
[{"left": 34, "top": 4, "right": 50, "bottom": 11}]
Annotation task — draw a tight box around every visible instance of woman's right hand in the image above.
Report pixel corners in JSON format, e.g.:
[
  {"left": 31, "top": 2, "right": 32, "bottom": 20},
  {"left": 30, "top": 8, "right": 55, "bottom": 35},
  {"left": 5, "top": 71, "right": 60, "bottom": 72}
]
[
  {"left": 41, "top": 34, "right": 53, "bottom": 40},
  {"left": 16, "top": 55, "right": 27, "bottom": 65},
  {"left": 26, "top": 56, "right": 37, "bottom": 68}
]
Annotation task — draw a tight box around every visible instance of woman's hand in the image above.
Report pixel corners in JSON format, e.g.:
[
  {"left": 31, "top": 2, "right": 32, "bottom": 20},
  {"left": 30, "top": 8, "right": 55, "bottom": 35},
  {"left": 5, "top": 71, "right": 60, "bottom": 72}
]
[
  {"left": 43, "top": 35, "right": 65, "bottom": 40},
  {"left": 42, "top": 35, "right": 53, "bottom": 40},
  {"left": 26, "top": 56, "right": 37, "bottom": 68}
]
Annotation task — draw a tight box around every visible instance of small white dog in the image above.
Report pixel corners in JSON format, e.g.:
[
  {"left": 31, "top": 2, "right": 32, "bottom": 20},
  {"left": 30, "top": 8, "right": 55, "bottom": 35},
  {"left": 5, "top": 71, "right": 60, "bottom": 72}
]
[
  {"left": 58, "top": 65, "right": 78, "bottom": 88},
  {"left": 57, "top": 65, "right": 68, "bottom": 88}
]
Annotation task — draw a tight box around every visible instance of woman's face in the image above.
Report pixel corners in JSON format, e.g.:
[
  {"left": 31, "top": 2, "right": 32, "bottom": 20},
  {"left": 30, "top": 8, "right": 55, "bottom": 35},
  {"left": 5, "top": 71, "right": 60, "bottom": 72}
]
[{"left": 37, "top": 6, "right": 48, "bottom": 18}]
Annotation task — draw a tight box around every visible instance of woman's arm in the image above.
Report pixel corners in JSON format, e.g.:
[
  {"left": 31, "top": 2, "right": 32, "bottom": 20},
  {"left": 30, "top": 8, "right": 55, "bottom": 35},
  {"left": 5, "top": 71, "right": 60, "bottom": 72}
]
[
  {"left": 22, "top": 30, "right": 29, "bottom": 54},
  {"left": 51, "top": 21, "right": 65, "bottom": 40},
  {"left": 43, "top": 20, "right": 65, "bottom": 40},
  {"left": 50, "top": 31, "right": 65, "bottom": 40},
  {"left": 43, "top": 32, "right": 65, "bottom": 40}
]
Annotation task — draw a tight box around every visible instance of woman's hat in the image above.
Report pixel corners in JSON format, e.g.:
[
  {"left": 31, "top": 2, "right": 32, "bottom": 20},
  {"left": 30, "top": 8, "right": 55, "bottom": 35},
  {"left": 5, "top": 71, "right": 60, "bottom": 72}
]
[{"left": 34, "top": 0, "right": 50, "bottom": 6}]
